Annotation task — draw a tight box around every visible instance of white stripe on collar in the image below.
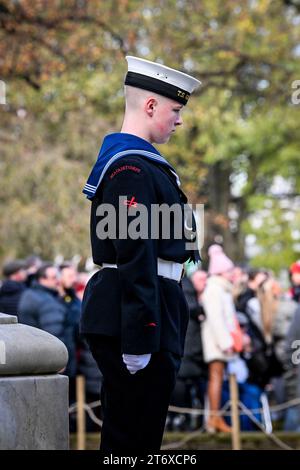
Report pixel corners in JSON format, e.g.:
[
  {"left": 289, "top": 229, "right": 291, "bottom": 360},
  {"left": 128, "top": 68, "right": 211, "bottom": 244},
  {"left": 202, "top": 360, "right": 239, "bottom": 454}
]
[{"left": 89, "top": 149, "right": 180, "bottom": 195}]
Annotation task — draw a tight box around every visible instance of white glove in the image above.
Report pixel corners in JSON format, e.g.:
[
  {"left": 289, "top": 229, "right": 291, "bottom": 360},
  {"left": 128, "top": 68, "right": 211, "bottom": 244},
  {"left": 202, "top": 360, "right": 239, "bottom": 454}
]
[{"left": 122, "top": 353, "right": 151, "bottom": 375}]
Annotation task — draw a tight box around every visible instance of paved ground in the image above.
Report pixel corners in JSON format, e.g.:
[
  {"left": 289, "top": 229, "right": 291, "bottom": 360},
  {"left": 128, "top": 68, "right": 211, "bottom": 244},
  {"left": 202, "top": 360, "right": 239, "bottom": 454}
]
[{"left": 70, "top": 431, "right": 300, "bottom": 450}]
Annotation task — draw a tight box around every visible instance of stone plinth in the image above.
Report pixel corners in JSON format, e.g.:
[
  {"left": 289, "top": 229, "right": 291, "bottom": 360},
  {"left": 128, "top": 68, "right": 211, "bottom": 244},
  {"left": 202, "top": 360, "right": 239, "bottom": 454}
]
[{"left": 0, "top": 313, "right": 69, "bottom": 450}]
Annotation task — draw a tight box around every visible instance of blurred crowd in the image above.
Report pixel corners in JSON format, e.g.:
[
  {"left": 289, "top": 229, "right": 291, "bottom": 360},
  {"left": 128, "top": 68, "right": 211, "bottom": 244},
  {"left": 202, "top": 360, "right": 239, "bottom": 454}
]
[
  {"left": 1, "top": 251, "right": 300, "bottom": 434},
  {"left": 168, "top": 246, "right": 300, "bottom": 433}
]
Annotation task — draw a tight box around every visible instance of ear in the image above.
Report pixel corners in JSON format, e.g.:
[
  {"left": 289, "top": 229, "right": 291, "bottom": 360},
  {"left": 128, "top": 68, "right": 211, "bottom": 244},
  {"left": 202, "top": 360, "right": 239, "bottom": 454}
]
[{"left": 145, "top": 97, "right": 157, "bottom": 117}]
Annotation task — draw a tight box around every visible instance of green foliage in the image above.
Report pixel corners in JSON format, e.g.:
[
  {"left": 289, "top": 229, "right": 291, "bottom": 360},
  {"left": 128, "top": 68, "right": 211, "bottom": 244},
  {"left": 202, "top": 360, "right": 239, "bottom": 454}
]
[
  {"left": 0, "top": 0, "right": 300, "bottom": 272},
  {"left": 242, "top": 196, "right": 300, "bottom": 272}
]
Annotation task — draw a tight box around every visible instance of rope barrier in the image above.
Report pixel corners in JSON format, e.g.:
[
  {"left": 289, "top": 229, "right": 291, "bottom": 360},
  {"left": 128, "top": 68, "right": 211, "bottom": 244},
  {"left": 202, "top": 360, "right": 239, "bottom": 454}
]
[
  {"left": 83, "top": 404, "right": 103, "bottom": 428},
  {"left": 69, "top": 396, "right": 300, "bottom": 418},
  {"left": 237, "top": 401, "right": 295, "bottom": 451},
  {"left": 160, "top": 428, "right": 206, "bottom": 450},
  {"left": 69, "top": 393, "right": 300, "bottom": 450},
  {"left": 162, "top": 400, "right": 297, "bottom": 451},
  {"left": 165, "top": 397, "right": 300, "bottom": 417}
]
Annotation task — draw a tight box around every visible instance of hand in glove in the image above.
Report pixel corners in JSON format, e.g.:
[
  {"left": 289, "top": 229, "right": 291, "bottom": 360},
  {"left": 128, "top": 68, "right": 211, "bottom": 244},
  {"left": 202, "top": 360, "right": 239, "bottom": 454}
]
[{"left": 122, "top": 353, "right": 151, "bottom": 375}]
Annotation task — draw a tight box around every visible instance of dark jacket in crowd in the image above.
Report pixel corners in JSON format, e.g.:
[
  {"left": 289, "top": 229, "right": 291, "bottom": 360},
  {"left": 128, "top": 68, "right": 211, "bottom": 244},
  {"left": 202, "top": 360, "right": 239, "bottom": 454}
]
[
  {"left": 236, "top": 286, "right": 283, "bottom": 387},
  {"left": 291, "top": 285, "right": 300, "bottom": 303},
  {"left": 18, "top": 283, "right": 67, "bottom": 344},
  {"left": 236, "top": 287, "right": 256, "bottom": 315},
  {"left": 178, "top": 277, "right": 207, "bottom": 380},
  {"left": 62, "top": 288, "right": 81, "bottom": 378},
  {"left": 0, "top": 280, "right": 26, "bottom": 316},
  {"left": 285, "top": 304, "right": 300, "bottom": 398}
]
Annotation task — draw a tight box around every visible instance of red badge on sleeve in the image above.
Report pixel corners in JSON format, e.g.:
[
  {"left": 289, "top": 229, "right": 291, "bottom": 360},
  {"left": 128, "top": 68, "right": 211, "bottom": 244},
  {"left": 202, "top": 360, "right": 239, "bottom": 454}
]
[
  {"left": 123, "top": 196, "right": 138, "bottom": 208},
  {"left": 110, "top": 165, "right": 141, "bottom": 179}
]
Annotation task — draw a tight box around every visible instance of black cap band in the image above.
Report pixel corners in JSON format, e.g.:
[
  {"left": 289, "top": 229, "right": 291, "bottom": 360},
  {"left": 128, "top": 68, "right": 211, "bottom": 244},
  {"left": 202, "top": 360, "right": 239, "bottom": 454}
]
[{"left": 125, "top": 71, "right": 190, "bottom": 105}]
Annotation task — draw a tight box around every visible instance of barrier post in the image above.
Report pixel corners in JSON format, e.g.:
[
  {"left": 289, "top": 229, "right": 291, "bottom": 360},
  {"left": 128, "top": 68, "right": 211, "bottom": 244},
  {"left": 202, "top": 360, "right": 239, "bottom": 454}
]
[
  {"left": 76, "top": 375, "right": 86, "bottom": 450},
  {"left": 229, "top": 373, "right": 241, "bottom": 450}
]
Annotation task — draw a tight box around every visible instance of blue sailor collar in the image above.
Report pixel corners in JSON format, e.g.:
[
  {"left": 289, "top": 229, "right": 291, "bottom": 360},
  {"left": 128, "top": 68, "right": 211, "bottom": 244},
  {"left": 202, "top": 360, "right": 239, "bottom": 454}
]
[{"left": 83, "top": 133, "right": 180, "bottom": 200}]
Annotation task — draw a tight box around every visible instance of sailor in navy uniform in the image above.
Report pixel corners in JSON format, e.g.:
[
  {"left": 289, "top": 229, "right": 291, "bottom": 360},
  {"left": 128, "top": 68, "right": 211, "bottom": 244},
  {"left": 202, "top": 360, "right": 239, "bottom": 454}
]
[{"left": 81, "top": 56, "right": 201, "bottom": 453}]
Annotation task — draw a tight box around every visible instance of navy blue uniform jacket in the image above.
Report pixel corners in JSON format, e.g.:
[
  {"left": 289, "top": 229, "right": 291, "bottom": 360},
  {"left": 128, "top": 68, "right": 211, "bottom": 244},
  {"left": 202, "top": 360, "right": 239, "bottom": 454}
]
[{"left": 80, "top": 133, "right": 200, "bottom": 356}]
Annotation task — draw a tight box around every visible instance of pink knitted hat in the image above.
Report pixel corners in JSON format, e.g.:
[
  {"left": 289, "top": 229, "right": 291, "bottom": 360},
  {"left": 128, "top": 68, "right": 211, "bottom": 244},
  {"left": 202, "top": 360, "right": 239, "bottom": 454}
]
[{"left": 208, "top": 244, "right": 234, "bottom": 275}]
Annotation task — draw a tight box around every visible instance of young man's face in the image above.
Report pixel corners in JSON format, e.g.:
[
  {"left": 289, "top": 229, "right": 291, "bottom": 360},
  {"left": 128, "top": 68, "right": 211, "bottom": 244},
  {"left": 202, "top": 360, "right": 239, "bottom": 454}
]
[{"left": 151, "top": 98, "right": 183, "bottom": 144}]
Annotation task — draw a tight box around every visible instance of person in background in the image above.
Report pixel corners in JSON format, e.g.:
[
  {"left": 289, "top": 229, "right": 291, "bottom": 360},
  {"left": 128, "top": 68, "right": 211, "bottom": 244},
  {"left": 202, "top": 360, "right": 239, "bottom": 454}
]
[
  {"left": 168, "top": 270, "right": 208, "bottom": 431},
  {"left": 238, "top": 271, "right": 283, "bottom": 383},
  {"left": 58, "top": 262, "right": 84, "bottom": 431},
  {"left": 74, "top": 271, "right": 91, "bottom": 301},
  {"left": 257, "top": 274, "right": 280, "bottom": 344},
  {"left": 270, "top": 282, "right": 297, "bottom": 428},
  {"left": 236, "top": 269, "right": 267, "bottom": 333},
  {"left": 289, "top": 260, "right": 300, "bottom": 303},
  {"left": 24, "top": 255, "right": 43, "bottom": 287},
  {"left": 18, "top": 263, "right": 66, "bottom": 344},
  {"left": 192, "top": 270, "right": 208, "bottom": 306},
  {"left": 202, "top": 244, "right": 242, "bottom": 433},
  {"left": 232, "top": 266, "right": 248, "bottom": 305},
  {"left": 284, "top": 301, "right": 300, "bottom": 431},
  {"left": 0, "top": 260, "right": 27, "bottom": 316},
  {"left": 74, "top": 270, "right": 103, "bottom": 432},
  {"left": 58, "top": 264, "right": 81, "bottom": 380},
  {"left": 281, "top": 261, "right": 300, "bottom": 431}
]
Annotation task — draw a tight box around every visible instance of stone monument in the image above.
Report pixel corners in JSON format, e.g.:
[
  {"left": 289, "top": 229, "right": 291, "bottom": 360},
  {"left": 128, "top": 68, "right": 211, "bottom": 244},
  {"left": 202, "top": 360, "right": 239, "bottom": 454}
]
[{"left": 0, "top": 312, "right": 69, "bottom": 450}]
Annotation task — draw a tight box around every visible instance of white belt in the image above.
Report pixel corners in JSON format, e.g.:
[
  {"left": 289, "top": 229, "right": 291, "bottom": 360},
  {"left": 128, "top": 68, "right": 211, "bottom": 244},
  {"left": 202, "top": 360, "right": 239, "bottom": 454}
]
[
  {"left": 157, "top": 258, "right": 184, "bottom": 282},
  {"left": 102, "top": 257, "right": 183, "bottom": 282},
  {"left": 101, "top": 263, "right": 118, "bottom": 269}
]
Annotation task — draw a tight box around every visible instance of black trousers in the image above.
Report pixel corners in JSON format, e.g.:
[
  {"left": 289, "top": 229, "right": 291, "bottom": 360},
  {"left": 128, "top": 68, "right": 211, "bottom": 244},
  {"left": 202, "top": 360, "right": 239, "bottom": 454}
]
[{"left": 85, "top": 334, "right": 181, "bottom": 454}]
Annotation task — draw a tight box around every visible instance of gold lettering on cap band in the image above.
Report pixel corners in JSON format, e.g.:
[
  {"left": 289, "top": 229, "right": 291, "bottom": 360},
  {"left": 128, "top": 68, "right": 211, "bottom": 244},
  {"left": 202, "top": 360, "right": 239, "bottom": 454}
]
[{"left": 177, "top": 90, "right": 190, "bottom": 102}]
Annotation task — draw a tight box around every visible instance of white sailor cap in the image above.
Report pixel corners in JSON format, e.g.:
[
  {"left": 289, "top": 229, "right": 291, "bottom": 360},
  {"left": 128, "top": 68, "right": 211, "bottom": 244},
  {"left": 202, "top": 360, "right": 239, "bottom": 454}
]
[{"left": 125, "top": 56, "right": 201, "bottom": 105}]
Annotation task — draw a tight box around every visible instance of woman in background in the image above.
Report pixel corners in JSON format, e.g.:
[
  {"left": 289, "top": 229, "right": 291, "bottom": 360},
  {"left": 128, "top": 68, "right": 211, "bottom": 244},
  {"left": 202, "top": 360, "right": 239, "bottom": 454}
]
[{"left": 202, "top": 244, "right": 242, "bottom": 433}]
